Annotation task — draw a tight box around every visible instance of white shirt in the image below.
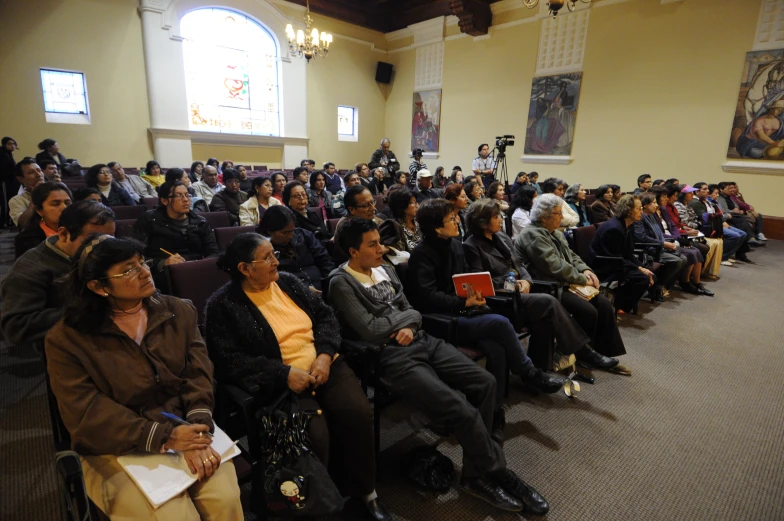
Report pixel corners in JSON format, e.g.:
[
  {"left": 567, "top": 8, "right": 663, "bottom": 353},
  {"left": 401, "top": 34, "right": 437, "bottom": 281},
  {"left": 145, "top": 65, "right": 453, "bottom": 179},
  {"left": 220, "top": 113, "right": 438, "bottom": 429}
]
[
  {"left": 512, "top": 208, "right": 531, "bottom": 239},
  {"left": 472, "top": 156, "right": 495, "bottom": 173},
  {"left": 192, "top": 181, "right": 224, "bottom": 206}
]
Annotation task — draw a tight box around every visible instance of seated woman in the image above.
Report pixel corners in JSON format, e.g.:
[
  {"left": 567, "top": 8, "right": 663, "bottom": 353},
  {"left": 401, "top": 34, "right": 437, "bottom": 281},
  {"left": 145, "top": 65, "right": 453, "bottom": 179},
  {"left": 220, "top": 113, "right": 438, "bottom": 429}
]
[
  {"left": 205, "top": 233, "right": 389, "bottom": 521},
  {"left": 408, "top": 199, "right": 567, "bottom": 438},
  {"left": 588, "top": 194, "right": 655, "bottom": 313},
  {"left": 464, "top": 179, "right": 484, "bottom": 203},
  {"left": 611, "top": 185, "right": 623, "bottom": 205},
  {"left": 509, "top": 172, "right": 528, "bottom": 194},
  {"left": 432, "top": 166, "right": 447, "bottom": 189},
  {"left": 209, "top": 168, "right": 248, "bottom": 226},
  {"left": 270, "top": 172, "right": 288, "bottom": 204},
  {"left": 528, "top": 172, "right": 542, "bottom": 195},
  {"left": 189, "top": 161, "right": 204, "bottom": 183},
  {"left": 510, "top": 185, "right": 538, "bottom": 239},
  {"left": 283, "top": 180, "right": 330, "bottom": 241},
  {"left": 258, "top": 206, "right": 335, "bottom": 291},
  {"left": 515, "top": 194, "right": 630, "bottom": 372},
  {"left": 85, "top": 164, "right": 135, "bottom": 207},
  {"left": 590, "top": 184, "right": 616, "bottom": 224},
  {"left": 448, "top": 167, "right": 464, "bottom": 186},
  {"left": 487, "top": 181, "right": 509, "bottom": 221},
  {"left": 661, "top": 184, "right": 713, "bottom": 275},
  {"left": 142, "top": 160, "right": 165, "bottom": 188},
  {"left": 165, "top": 167, "right": 208, "bottom": 212},
  {"left": 392, "top": 170, "right": 408, "bottom": 189},
  {"left": 133, "top": 180, "right": 219, "bottom": 292},
  {"left": 14, "top": 181, "right": 72, "bottom": 258},
  {"left": 307, "top": 171, "right": 334, "bottom": 221},
  {"left": 46, "top": 235, "right": 242, "bottom": 520},
  {"left": 463, "top": 199, "right": 614, "bottom": 371},
  {"left": 564, "top": 183, "right": 591, "bottom": 227},
  {"left": 541, "top": 178, "right": 578, "bottom": 230},
  {"left": 240, "top": 176, "right": 279, "bottom": 226},
  {"left": 443, "top": 183, "right": 469, "bottom": 241},
  {"left": 674, "top": 185, "right": 723, "bottom": 279},
  {"left": 378, "top": 187, "right": 422, "bottom": 253}
]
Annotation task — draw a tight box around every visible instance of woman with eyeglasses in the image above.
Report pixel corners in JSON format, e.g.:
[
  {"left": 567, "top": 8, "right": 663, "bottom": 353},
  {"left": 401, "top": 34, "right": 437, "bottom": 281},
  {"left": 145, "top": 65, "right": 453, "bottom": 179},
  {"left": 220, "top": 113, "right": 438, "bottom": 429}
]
[
  {"left": 257, "top": 206, "right": 335, "bottom": 292},
  {"left": 133, "top": 180, "right": 219, "bottom": 292},
  {"left": 45, "top": 235, "right": 243, "bottom": 520},
  {"left": 205, "top": 232, "right": 389, "bottom": 521},
  {"left": 282, "top": 180, "right": 331, "bottom": 241}
]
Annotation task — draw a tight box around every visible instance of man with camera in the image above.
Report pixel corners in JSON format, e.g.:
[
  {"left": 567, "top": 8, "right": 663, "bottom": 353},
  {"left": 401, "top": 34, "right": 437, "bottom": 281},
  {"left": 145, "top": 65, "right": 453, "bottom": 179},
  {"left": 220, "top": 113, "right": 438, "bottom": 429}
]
[
  {"left": 472, "top": 143, "right": 496, "bottom": 190},
  {"left": 409, "top": 148, "right": 427, "bottom": 190},
  {"left": 369, "top": 138, "right": 399, "bottom": 180}
]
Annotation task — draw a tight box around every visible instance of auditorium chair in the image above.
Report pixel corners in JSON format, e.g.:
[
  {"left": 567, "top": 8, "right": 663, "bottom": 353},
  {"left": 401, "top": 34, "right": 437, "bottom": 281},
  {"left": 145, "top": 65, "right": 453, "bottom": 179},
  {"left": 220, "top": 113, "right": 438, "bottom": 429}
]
[
  {"left": 326, "top": 218, "right": 341, "bottom": 236},
  {"left": 141, "top": 197, "right": 158, "bottom": 209},
  {"left": 585, "top": 193, "right": 596, "bottom": 206},
  {"left": 113, "top": 219, "right": 136, "bottom": 239},
  {"left": 110, "top": 205, "right": 147, "bottom": 220},
  {"left": 253, "top": 165, "right": 267, "bottom": 171},
  {"left": 201, "top": 210, "right": 231, "bottom": 229},
  {"left": 214, "top": 225, "right": 256, "bottom": 252},
  {"left": 373, "top": 194, "right": 386, "bottom": 212}
]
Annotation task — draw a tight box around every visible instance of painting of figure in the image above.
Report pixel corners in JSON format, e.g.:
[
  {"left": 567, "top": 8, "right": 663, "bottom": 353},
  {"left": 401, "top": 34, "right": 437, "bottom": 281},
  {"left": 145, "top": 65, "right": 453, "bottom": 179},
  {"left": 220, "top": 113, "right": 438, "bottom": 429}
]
[
  {"left": 524, "top": 73, "right": 582, "bottom": 156},
  {"left": 728, "top": 49, "right": 784, "bottom": 160},
  {"left": 411, "top": 89, "right": 441, "bottom": 153}
]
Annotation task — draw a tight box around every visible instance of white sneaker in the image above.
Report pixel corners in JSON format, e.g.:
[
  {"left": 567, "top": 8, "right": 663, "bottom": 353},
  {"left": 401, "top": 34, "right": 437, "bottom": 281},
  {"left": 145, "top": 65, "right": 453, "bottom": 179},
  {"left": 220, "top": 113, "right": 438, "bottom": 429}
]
[
  {"left": 721, "top": 260, "right": 733, "bottom": 266},
  {"left": 757, "top": 233, "right": 768, "bottom": 241}
]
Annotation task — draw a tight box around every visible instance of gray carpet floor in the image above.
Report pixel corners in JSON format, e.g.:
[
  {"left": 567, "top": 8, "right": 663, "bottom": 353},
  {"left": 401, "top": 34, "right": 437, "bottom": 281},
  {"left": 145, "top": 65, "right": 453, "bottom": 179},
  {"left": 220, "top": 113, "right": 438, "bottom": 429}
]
[{"left": 1, "top": 230, "right": 783, "bottom": 521}]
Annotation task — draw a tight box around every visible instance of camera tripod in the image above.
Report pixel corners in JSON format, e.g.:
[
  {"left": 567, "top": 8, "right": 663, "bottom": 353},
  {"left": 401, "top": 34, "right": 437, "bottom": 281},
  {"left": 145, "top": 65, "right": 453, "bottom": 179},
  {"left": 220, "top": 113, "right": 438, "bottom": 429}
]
[{"left": 491, "top": 146, "right": 510, "bottom": 188}]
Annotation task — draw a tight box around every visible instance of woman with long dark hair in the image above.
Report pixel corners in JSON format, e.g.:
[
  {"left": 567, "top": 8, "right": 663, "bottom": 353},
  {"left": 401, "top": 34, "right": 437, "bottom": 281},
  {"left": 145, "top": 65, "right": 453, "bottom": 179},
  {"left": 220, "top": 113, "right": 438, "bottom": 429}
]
[
  {"left": 142, "top": 160, "right": 165, "bottom": 188},
  {"left": 85, "top": 164, "right": 135, "bottom": 206},
  {"left": 240, "top": 176, "right": 279, "bottom": 226},
  {"left": 510, "top": 185, "right": 538, "bottom": 239},
  {"left": 14, "top": 182, "right": 72, "bottom": 258},
  {"left": 270, "top": 172, "right": 288, "bottom": 203},
  {"left": 307, "top": 170, "right": 334, "bottom": 221},
  {"left": 378, "top": 187, "right": 422, "bottom": 252},
  {"left": 34, "top": 138, "right": 67, "bottom": 169}
]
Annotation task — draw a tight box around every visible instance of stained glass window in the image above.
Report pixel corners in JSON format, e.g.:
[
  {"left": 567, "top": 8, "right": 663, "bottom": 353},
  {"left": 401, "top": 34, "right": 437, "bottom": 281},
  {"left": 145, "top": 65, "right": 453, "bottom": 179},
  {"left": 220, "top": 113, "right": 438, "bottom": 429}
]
[
  {"left": 40, "top": 69, "right": 89, "bottom": 115},
  {"left": 181, "top": 8, "right": 281, "bottom": 136}
]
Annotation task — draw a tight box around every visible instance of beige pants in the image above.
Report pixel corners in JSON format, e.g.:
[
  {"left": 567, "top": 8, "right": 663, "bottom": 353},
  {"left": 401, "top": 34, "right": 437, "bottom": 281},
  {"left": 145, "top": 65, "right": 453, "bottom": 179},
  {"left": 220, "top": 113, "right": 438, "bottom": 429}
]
[
  {"left": 701, "top": 238, "right": 723, "bottom": 276},
  {"left": 81, "top": 455, "right": 243, "bottom": 521}
]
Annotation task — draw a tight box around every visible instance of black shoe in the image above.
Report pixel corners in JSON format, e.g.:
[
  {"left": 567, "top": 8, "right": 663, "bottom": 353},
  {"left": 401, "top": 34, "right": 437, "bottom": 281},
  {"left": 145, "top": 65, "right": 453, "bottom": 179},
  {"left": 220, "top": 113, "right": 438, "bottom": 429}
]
[
  {"left": 735, "top": 254, "right": 753, "bottom": 263},
  {"left": 575, "top": 346, "right": 619, "bottom": 369},
  {"left": 694, "top": 283, "right": 714, "bottom": 297},
  {"left": 364, "top": 498, "right": 392, "bottom": 521},
  {"left": 491, "top": 407, "right": 505, "bottom": 444},
  {"left": 521, "top": 368, "right": 568, "bottom": 394},
  {"left": 491, "top": 468, "right": 550, "bottom": 515},
  {"left": 459, "top": 477, "right": 523, "bottom": 512},
  {"left": 678, "top": 281, "right": 701, "bottom": 295}
]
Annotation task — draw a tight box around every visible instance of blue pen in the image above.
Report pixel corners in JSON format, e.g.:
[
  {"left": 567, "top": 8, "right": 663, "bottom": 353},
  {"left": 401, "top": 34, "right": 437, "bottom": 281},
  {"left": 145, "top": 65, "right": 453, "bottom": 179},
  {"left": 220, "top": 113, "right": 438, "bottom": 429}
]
[{"left": 160, "top": 412, "right": 214, "bottom": 437}]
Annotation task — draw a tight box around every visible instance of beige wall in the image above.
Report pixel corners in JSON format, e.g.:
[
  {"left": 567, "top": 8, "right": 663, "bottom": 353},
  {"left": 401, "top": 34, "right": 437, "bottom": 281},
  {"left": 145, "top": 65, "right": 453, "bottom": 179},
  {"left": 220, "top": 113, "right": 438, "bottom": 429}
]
[
  {"left": 190, "top": 144, "right": 283, "bottom": 169},
  {"left": 384, "top": 0, "right": 784, "bottom": 217},
  {"left": 0, "top": 0, "right": 153, "bottom": 167}
]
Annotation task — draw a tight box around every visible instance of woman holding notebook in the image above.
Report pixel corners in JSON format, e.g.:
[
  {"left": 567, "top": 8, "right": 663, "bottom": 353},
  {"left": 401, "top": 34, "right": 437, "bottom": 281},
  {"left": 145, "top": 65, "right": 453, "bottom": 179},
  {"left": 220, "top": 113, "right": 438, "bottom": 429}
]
[{"left": 45, "top": 235, "right": 242, "bottom": 520}]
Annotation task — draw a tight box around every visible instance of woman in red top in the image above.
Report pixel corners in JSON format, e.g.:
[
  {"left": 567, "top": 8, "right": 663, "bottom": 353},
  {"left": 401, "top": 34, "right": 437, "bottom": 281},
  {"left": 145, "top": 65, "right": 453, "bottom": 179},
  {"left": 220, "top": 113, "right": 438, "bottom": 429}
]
[{"left": 661, "top": 185, "right": 711, "bottom": 263}]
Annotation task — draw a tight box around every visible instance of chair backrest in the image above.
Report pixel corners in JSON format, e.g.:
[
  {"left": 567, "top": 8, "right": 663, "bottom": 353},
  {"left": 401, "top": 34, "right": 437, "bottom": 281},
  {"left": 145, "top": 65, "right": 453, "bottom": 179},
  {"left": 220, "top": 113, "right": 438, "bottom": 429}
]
[
  {"left": 572, "top": 225, "right": 597, "bottom": 263},
  {"left": 373, "top": 194, "right": 386, "bottom": 212},
  {"left": 166, "top": 258, "right": 230, "bottom": 327},
  {"left": 201, "top": 211, "right": 231, "bottom": 229},
  {"left": 327, "top": 218, "right": 341, "bottom": 235},
  {"left": 142, "top": 197, "right": 158, "bottom": 209},
  {"left": 585, "top": 193, "right": 596, "bottom": 206},
  {"left": 214, "top": 225, "right": 255, "bottom": 252},
  {"left": 110, "top": 205, "right": 147, "bottom": 220},
  {"left": 114, "top": 219, "right": 137, "bottom": 238}
]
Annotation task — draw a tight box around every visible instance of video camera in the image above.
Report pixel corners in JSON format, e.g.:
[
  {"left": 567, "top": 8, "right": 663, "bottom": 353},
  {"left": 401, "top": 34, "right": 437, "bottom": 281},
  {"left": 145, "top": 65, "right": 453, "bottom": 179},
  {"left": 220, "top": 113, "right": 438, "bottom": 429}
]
[{"left": 495, "top": 135, "right": 515, "bottom": 149}]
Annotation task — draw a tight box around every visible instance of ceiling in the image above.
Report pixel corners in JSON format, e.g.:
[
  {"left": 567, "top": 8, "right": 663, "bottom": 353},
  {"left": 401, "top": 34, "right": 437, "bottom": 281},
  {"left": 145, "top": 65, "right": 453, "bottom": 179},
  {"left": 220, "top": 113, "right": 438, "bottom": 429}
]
[{"left": 287, "top": 0, "right": 502, "bottom": 35}]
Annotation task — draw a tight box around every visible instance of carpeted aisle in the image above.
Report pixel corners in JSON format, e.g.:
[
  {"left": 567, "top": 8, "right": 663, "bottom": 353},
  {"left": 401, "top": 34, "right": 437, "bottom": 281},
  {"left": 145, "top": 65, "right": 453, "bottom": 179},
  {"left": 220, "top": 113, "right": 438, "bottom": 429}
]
[{"left": 1, "top": 232, "right": 783, "bottom": 520}]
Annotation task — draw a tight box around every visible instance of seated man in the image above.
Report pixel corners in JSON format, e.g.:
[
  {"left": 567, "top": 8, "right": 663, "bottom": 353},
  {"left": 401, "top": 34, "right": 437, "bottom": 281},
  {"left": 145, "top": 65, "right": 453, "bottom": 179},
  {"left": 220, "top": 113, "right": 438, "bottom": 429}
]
[
  {"left": 209, "top": 168, "right": 248, "bottom": 226},
  {"left": 413, "top": 169, "right": 440, "bottom": 203},
  {"left": 109, "top": 161, "right": 156, "bottom": 201},
  {"left": 329, "top": 218, "right": 550, "bottom": 516},
  {"left": 689, "top": 182, "right": 750, "bottom": 264},
  {"left": 39, "top": 159, "right": 62, "bottom": 183},
  {"left": 333, "top": 185, "right": 386, "bottom": 263},
  {"left": 1, "top": 201, "right": 116, "bottom": 349},
  {"left": 9, "top": 157, "right": 45, "bottom": 227},
  {"left": 633, "top": 174, "right": 652, "bottom": 195},
  {"left": 717, "top": 182, "right": 763, "bottom": 247},
  {"left": 192, "top": 165, "right": 224, "bottom": 206},
  {"left": 727, "top": 182, "right": 766, "bottom": 242}
]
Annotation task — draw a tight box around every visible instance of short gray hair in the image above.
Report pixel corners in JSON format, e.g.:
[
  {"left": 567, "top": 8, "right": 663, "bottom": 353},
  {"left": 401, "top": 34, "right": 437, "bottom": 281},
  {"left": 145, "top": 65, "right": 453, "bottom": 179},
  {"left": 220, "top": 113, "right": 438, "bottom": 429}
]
[
  {"left": 530, "top": 194, "right": 564, "bottom": 224},
  {"left": 380, "top": 137, "right": 390, "bottom": 145},
  {"left": 563, "top": 183, "right": 582, "bottom": 204}
]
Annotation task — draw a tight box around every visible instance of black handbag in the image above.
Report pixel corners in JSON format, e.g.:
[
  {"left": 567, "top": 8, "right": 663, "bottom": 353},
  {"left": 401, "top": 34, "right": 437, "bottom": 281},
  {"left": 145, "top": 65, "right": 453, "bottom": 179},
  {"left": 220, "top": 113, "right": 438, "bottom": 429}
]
[
  {"left": 401, "top": 445, "right": 454, "bottom": 493},
  {"left": 256, "top": 392, "right": 345, "bottom": 517}
]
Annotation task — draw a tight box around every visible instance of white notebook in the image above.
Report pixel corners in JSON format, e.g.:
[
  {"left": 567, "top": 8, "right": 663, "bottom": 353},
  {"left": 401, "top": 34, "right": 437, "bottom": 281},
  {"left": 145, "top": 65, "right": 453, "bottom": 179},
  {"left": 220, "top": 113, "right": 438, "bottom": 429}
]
[{"left": 117, "top": 425, "right": 241, "bottom": 509}]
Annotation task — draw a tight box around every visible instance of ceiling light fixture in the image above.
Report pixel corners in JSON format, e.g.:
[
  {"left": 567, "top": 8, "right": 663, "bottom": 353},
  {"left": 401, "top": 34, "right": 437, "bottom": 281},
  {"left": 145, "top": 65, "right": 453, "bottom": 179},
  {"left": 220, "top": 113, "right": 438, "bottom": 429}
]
[
  {"left": 523, "top": 0, "right": 592, "bottom": 17},
  {"left": 285, "top": 0, "right": 332, "bottom": 62}
]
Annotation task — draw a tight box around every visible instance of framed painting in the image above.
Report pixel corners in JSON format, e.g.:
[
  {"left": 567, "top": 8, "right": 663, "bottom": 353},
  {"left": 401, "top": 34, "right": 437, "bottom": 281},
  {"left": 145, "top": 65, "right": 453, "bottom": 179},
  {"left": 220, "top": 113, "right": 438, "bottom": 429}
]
[
  {"left": 524, "top": 72, "right": 582, "bottom": 156},
  {"left": 411, "top": 89, "right": 441, "bottom": 153},
  {"left": 727, "top": 49, "right": 784, "bottom": 161}
]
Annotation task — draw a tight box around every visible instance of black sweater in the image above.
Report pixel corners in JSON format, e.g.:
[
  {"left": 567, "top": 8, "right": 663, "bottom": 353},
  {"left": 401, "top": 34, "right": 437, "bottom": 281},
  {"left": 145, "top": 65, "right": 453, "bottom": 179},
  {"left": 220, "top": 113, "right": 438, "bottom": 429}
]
[
  {"left": 407, "top": 237, "right": 467, "bottom": 314},
  {"left": 204, "top": 274, "right": 341, "bottom": 404}
]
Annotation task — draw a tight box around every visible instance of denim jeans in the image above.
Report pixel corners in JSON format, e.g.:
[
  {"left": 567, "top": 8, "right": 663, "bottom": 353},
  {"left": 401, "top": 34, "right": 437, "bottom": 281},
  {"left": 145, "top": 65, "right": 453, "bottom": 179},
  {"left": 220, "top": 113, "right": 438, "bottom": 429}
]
[{"left": 721, "top": 225, "right": 749, "bottom": 260}]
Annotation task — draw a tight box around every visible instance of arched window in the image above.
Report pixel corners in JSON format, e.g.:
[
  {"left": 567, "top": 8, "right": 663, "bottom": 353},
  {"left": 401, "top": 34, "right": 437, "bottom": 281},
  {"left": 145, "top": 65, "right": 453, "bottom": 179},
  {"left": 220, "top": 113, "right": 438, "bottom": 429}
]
[{"left": 181, "top": 8, "right": 281, "bottom": 136}]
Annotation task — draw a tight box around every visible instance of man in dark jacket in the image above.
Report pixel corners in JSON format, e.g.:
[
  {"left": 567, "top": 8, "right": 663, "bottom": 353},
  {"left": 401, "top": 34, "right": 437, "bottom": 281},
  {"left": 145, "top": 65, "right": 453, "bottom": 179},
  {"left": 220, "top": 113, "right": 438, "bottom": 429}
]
[
  {"left": 368, "top": 138, "right": 399, "bottom": 176},
  {"left": 1, "top": 201, "right": 116, "bottom": 349},
  {"left": 329, "top": 218, "right": 550, "bottom": 517},
  {"left": 209, "top": 168, "right": 248, "bottom": 226}
]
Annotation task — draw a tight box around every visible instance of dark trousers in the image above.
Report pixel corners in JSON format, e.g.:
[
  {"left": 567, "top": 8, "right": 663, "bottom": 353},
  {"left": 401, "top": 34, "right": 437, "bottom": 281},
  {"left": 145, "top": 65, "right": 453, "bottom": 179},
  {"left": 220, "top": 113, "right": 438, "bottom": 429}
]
[
  {"left": 301, "top": 357, "right": 375, "bottom": 497},
  {"left": 517, "top": 293, "right": 591, "bottom": 370},
  {"left": 615, "top": 269, "right": 654, "bottom": 313},
  {"left": 456, "top": 314, "right": 535, "bottom": 402},
  {"left": 728, "top": 215, "right": 754, "bottom": 239},
  {"left": 560, "top": 292, "right": 626, "bottom": 358},
  {"left": 377, "top": 332, "right": 505, "bottom": 480},
  {"left": 657, "top": 251, "right": 687, "bottom": 289}
]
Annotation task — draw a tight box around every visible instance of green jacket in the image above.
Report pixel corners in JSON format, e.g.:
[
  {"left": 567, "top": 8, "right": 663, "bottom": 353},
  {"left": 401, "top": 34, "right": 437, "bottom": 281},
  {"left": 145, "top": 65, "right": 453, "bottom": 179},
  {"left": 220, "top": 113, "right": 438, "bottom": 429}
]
[{"left": 513, "top": 223, "right": 591, "bottom": 287}]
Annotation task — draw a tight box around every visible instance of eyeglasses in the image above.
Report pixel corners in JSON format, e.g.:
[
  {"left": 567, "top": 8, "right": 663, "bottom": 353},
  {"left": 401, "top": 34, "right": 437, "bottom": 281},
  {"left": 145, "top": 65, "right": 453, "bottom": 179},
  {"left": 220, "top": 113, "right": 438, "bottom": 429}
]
[
  {"left": 290, "top": 192, "right": 308, "bottom": 199},
  {"left": 101, "top": 259, "right": 153, "bottom": 281},
  {"left": 169, "top": 193, "right": 192, "bottom": 200},
  {"left": 247, "top": 251, "right": 280, "bottom": 265}
]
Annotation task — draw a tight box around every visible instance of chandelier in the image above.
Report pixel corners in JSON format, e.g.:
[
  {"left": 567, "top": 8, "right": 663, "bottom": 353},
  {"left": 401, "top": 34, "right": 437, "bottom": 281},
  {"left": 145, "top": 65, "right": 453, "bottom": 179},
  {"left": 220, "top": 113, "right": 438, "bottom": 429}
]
[
  {"left": 285, "top": 0, "right": 332, "bottom": 62},
  {"left": 523, "top": 0, "right": 591, "bottom": 17}
]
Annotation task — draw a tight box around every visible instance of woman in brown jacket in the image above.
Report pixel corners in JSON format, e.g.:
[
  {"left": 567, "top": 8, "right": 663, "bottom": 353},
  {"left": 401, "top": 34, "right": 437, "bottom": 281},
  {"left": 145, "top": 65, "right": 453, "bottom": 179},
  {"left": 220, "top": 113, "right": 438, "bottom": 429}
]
[
  {"left": 590, "top": 184, "right": 617, "bottom": 224},
  {"left": 45, "top": 235, "right": 242, "bottom": 520}
]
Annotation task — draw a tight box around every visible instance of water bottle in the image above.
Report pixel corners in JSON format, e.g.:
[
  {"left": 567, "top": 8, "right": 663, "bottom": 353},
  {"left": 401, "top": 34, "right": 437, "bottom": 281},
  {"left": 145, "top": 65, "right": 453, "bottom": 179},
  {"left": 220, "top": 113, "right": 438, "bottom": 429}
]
[{"left": 503, "top": 272, "right": 517, "bottom": 292}]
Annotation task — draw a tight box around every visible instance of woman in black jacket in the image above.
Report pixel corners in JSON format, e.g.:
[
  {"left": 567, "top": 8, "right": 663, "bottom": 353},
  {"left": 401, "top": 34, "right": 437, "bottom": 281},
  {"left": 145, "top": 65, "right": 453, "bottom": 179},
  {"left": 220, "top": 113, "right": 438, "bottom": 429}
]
[
  {"left": 132, "top": 180, "right": 219, "bottom": 292},
  {"left": 408, "top": 200, "right": 566, "bottom": 439},
  {"left": 258, "top": 206, "right": 335, "bottom": 291},
  {"left": 34, "top": 138, "right": 68, "bottom": 171},
  {"left": 85, "top": 164, "right": 135, "bottom": 207},
  {"left": 205, "top": 233, "right": 389, "bottom": 521},
  {"left": 282, "top": 180, "right": 331, "bottom": 241}
]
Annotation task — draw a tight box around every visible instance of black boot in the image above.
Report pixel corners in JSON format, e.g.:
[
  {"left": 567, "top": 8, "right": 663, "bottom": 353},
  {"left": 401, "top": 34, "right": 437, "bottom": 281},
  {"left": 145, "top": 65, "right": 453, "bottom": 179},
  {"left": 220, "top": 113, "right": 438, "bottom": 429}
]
[
  {"left": 575, "top": 346, "right": 619, "bottom": 369},
  {"left": 491, "top": 406, "right": 505, "bottom": 443},
  {"left": 521, "top": 368, "right": 568, "bottom": 394}
]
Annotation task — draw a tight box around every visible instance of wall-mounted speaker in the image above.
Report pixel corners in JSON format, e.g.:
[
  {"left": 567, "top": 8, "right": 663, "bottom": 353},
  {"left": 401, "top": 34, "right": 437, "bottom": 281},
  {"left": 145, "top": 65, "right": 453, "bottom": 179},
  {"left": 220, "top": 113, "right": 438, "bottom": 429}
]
[{"left": 375, "top": 61, "right": 393, "bottom": 84}]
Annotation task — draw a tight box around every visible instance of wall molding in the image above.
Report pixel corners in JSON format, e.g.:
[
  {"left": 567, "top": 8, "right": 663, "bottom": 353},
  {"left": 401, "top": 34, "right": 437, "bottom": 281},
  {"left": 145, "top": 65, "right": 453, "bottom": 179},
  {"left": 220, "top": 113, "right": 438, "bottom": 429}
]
[
  {"left": 722, "top": 160, "right": 784, "bottom": 176},
  {"left": 150, "top": 128, "right": 309, "bottom": 147},
  {"left": 521, "top": 155, "right": 572, "bottom": 165}
]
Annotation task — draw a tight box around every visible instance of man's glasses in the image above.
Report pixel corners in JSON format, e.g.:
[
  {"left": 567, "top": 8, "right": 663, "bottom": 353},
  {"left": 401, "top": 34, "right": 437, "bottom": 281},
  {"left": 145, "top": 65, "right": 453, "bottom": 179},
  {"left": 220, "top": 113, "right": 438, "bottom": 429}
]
[{"left": 101, "top": 259, "right": 154, "bottom": 281}]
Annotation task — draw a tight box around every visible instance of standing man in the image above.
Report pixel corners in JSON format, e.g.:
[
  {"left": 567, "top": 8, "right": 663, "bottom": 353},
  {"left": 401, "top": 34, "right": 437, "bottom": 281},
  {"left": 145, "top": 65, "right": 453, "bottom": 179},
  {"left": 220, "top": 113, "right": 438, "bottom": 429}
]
[
  {"left": 408, "top": 149, "right": 427, "bottom": 190},
  {"left": 9, "top": 158, "right": 45, "bottom": 227},
  {"left": 368, "top": 138, "right": 399, "bottom": 178},
  {"left": 472, "top": 144, "right": 495, "bottom": 191},
  {"left": 192, "top": 165, "right": 224, "bottom": 206},
  {"left": 109, "top": 162, "right": 156, "bottom": 202}
]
